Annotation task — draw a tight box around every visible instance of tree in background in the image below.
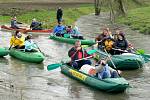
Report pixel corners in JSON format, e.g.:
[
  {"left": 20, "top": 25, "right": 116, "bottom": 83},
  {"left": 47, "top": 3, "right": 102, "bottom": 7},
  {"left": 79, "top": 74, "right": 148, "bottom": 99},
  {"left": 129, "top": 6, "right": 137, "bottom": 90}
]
[{"left": 94, "top": 0, "right": 143, "bottom": 22}]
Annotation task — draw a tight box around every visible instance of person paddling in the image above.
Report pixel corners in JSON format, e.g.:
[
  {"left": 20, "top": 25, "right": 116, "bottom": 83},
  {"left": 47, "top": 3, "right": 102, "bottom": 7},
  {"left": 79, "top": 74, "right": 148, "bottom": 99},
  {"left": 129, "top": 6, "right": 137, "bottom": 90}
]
[
  {"left": 10, "top": 31, "right": 25, "bottom": 49},
  {"left": 68, "top": 40, "right": 95, "bottom": 70},
  {"left": 30, "top": 18, "right": 42, "bottom": 30},
  {"left": 53, "top": 22, "right": 65, "bottom": 37},
  {"left": 10, "top": 16, "right": 22, "bottom": 29},
  {"left": 25, "top": 34, "right": 38, "bottom": 52},
  {"left": 80, "top": 56, "right": 120, "bottom": 79},
  {"left": 101, "top": 37, "right": 115, "bottom": 55}
]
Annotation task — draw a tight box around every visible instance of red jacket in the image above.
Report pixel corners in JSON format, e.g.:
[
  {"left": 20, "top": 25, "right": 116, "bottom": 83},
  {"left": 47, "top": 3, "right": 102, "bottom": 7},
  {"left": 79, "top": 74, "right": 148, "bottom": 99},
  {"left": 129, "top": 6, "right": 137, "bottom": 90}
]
[{"left": 68, "top": 47, "right": 90, "bottom": 61}]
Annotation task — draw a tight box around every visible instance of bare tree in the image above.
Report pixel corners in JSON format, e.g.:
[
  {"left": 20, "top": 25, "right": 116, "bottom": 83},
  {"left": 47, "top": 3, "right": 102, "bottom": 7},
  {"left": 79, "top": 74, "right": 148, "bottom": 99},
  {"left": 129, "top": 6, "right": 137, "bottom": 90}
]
[{"left": 94, "top": 0, "right": 102, "bottom": 15}]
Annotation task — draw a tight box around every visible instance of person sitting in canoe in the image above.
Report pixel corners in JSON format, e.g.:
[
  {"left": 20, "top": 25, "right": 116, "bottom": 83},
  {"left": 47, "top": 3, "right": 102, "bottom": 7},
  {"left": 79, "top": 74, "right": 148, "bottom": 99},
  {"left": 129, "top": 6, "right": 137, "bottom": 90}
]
[
  {"left": 106, "top": 27, "right": 113, "bottom": 38},
  {"left": 114, "top": 32, "right": 128, "bottom": 54},
  {"left": 95, "top": 28, "right": 111, "bottom": 49},
  {"left": 10, "top": 16, "right": 22, "bottom": 29},
  {"left": 53, "top": 22, "right": 65, "bottom": 37},
  {"left": 71, "top": 24, "right": 84, "bottom": 39},
  {"left": 101, "top": 37, "right": 115, "bottom": 55},
  {"left": 66, "top": 25, "right": 73, "bottom": 34},
  {"left": 94, "top": 57, "right": 119, "bottom": 79},
  {"left": 63, "top": 25, "right": 73, "bottom": 38},
  {"left": 30, "top": 18, "right": 42, "bottom": 30},
  {"left": 25, "top": 34, "right": 38, "bottom": 52},
  {"left": 80, "top": 56, "right": 119, "bottom": 79},
  {"left": 68, "top": 40, "right": 95, "bottom": 70},
  {"left": 10, "top": 31, "right": 25, "bottom": 49}
]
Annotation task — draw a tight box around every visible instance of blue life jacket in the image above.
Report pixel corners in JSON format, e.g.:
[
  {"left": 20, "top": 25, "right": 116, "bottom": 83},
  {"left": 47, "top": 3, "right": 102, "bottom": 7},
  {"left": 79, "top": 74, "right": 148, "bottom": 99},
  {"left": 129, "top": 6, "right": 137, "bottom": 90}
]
[{"left": 53, "top": 25, "right": 65, "bottom": 35}]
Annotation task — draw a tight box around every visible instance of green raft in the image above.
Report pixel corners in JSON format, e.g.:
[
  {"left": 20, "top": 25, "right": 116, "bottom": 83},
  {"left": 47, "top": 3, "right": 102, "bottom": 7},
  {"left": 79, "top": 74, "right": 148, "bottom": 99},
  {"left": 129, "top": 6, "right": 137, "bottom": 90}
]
[
  {"left": 49, "top": 35, "right": 95, "bottom": 45},
  {"left": 96, "top": 50, "right": 145, "bottom": 70},
  {"left": 9, "top": 48, "right": 45, "bottom": 63},
  {"left": 0, "top": 47, "right": 9, "bottom": 57},
  {"left": 61, "top": 63, "right": 129, "bottom": 93}
]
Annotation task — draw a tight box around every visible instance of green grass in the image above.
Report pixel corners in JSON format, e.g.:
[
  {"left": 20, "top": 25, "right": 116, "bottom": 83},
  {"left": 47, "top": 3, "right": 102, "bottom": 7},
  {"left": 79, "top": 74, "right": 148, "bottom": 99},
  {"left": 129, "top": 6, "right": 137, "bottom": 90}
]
[
  {"left": 0, "top": 5, "right": 94, "bottom": 29},
  {"left": 117, "top": 6, "right": 150, "bottom": 34}
]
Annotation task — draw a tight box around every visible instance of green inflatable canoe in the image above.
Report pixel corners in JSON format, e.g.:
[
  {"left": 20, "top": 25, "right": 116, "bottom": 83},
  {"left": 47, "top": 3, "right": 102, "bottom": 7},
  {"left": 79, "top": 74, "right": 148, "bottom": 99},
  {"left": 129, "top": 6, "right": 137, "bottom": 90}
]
[
  {"left": 96, "top": 50, "right": 145, "bottom": 70},
  {"left": 61, "top": 64, "right": 129, "bottom": 93},
  {"left": 0, "top": 47, "right": 9, "bottom": 57},
  {"left": 9, "top": 48, "right": 45, "bottom": 63},
  {"left": 49, "top": 35, "right": 95, "bottom": 45}
]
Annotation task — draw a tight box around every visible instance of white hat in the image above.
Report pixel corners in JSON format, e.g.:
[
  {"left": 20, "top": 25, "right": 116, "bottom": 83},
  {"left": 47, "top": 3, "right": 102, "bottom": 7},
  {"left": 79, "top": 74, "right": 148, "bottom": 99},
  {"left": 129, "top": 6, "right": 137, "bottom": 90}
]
[{"left": 32, "top": 18, "right": 36, "bottom": 21}]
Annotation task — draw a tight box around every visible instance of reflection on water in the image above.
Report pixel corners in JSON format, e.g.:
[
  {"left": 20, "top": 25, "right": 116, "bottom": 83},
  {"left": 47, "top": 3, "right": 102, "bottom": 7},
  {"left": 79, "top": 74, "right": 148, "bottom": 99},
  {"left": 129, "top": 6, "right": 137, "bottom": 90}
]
[{"left": 0, "top": 13, "right": 150, "bottom": 100}]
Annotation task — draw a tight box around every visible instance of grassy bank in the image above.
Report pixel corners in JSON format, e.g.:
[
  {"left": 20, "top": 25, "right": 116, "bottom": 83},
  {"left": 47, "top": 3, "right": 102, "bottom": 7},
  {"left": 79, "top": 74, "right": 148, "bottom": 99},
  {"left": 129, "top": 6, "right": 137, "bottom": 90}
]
[
  {"left": 117, "top": 6, "right": 150, "bottom": 34},
  {"left": 0, "top": 5, "right": 94, "bottom": 29}
]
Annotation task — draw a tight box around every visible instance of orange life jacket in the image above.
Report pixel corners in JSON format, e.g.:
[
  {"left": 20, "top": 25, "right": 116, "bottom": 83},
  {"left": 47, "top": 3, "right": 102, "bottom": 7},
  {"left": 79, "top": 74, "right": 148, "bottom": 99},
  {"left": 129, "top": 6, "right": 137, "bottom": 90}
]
[{"left": 104, "top": 39, "right": 114, "bottom": 51}]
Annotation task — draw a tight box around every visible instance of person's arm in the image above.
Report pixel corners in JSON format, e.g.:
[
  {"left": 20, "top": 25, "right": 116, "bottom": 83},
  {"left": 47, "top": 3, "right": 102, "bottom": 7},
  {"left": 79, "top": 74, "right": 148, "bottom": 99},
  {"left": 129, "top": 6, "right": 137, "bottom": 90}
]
[
  {"left": 95, "top": 64, "right": 104, "bottom": 73},
  {"left": 114, "top": 41, "right": 120, "bottom": 49},
  {"left": 25, "top": 41, "right": 30, "bottom": 50},
  {"left": 53, "top": 26, "right": 57, "bottom": 34},
  {"left": 68, "top": 47, "right": 77, "bottom": 58},
  {"left": 10, "top": 37, "right": 14, "bottom": 46}
]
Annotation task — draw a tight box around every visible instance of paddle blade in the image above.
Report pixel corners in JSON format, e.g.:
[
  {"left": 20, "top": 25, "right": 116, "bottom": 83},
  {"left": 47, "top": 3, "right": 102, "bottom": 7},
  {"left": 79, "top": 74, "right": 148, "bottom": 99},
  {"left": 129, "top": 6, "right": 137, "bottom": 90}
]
[
  {"left": 87, "top": 49, "right": 97, "bottom": 55},
  {"left": 136, "top": 49, "right": 145, "bottom": 54},
  {"left": 47, "top": 63, "right": 62, "bottom": 71},
  {"left": 81, "top": 45, "right": 89, "bottom": 48}
]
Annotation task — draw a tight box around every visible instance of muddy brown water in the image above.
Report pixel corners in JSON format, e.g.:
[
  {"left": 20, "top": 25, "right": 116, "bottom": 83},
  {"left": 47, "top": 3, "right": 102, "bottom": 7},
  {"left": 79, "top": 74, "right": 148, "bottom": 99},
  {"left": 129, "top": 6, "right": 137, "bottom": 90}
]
[{"left": 0, "top": 13, "right": 150, "bottom": 100}]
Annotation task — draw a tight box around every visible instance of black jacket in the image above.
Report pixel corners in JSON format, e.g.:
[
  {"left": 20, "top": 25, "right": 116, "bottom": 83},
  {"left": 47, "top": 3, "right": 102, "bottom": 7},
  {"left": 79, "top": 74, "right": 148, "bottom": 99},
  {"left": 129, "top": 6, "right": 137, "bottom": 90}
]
[{"left": 57, "top": 9, "right": 63, "bottom": 19}]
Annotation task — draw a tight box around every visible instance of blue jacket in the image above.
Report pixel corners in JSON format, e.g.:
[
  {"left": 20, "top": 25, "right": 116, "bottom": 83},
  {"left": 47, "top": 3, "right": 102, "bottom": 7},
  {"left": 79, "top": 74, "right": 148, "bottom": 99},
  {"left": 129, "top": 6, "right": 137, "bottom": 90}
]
[
  {"left": 53, "top": 25, "right": 65, "bottom": 35},
  {"left": 96, "top": 64, "right": 111, "bottom": 79}
]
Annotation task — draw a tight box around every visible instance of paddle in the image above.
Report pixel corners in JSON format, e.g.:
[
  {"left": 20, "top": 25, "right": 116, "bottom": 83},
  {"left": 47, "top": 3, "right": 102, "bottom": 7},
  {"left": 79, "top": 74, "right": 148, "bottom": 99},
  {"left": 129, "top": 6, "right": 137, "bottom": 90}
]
[
  {"left": 47, "top": 63, "right": 62, "bottom": 71},
  {"left": 88, "top": 48, "right": 121, "bottom": 76},
  {"left": 128, "top": 47, "right": 150, "bottom": 62},
  {"left": 103, "top": 49, "right": 121, "bottom": 77},
  {"left": 47, "top": 55, "right": 93, "bottom": 71},
  {"left": 34, "top": 43, "right": 45, "bottom": 56},
  {"left": 112, "top": 47, "right": 150, "bottom": 63}
]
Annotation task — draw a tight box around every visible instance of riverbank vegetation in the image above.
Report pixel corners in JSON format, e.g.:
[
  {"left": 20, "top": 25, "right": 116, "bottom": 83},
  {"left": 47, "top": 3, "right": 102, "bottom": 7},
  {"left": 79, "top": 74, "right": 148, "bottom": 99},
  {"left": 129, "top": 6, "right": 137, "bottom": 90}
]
[
  {"left": 115, "top": 0, "right": 150, "bottom": 34},
  {"left": 117, "top": 6, "right": 150, "bottom": 34},
  {"left": 0, "top": 0, "right": 150, "bottom": 34},
  {"left": 0, "top": 4, "right": 95, "bottom": 28}
]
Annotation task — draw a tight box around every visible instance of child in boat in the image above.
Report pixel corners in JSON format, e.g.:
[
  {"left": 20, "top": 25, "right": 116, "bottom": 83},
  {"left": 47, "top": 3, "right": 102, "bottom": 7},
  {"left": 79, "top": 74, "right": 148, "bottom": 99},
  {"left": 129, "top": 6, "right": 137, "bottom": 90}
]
[
  {"left": 24, "top": 34, "right": 38, "bottom": 52},
  {"left": 66, "top": 25, "right": 73, "bottom": 34},
  {"left": 68, "top": 40, "right": 95, "bottom": 70},
  {"left": 114, "top": 32, "right": 128, "bottom": 54},
  {"left": 63, "top": 25, "right": 73, "bottom": 38},
  {"left": 101, "top": 37, "right": 115, "bottom": 55},
  {"left": 30, "top": 18, "right": 42, "bottom": 30},
  {"left": 10, "top": 31, "right": 25, "bottom": 49},
  {"left": 53, "top": 22, "right": 65, "bottom": 37},
  {"left": 71, "top": 24, "right": 84, "bottom": 39},
  {"left": 80, "top": 56, "right": 119, "bottom": 79}
]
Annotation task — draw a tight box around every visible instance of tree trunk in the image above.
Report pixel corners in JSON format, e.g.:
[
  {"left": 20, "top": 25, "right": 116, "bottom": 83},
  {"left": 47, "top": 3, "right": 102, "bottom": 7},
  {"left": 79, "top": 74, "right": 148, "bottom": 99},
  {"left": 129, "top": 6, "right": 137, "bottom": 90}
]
[
  {"left": 117, "top": 0, "right": 126, "bottom": 16},
  {"left": 95, "top": 0, "right": 101, "bottom": 15}
]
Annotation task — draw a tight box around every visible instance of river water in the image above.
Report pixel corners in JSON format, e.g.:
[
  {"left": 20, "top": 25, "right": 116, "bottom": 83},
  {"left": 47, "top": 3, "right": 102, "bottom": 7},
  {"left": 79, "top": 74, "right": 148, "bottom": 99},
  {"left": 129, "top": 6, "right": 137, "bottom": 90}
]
[{"left": 0, "top": 13, "right": 150, "bottom": 100}]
